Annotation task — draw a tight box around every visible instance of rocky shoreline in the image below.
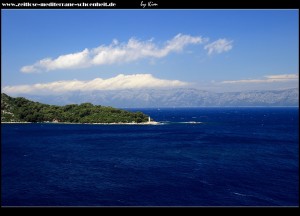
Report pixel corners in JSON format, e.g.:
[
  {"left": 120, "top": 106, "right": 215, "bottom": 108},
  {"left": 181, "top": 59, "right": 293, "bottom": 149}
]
[{"left": 1, "top": 121, "right": 162, "bottom": 125}]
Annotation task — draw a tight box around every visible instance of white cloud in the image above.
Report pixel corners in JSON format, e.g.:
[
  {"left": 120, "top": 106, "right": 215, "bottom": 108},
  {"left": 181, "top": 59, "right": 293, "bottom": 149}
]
[
  {"left": 3, "top": 74, "right": 189, "bottom": 95},
  {"left": 204, "top": 39, "right": 233, "bottom": 55},
  {"left": 21, "top": 49, "right": 90, "bottom": 73},
  {"left": 264, "top": 74, "right": 298, "bottom": 80},
  {"left": 21, "top": 34, "right": 204, "bottom": 73},
  {"left": 221, "top": 74, "right": 298, "bottom": 84}
]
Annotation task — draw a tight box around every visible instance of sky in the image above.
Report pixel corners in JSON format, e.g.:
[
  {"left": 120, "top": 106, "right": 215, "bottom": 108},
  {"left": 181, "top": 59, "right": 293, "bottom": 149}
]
[{"left": 2, "top": 9, "right": 299, "bottom": 95}]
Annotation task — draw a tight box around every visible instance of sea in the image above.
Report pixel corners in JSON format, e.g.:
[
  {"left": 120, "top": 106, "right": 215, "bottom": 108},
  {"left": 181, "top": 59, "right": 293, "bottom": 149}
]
[{"left": 1, "top": 107, "right": 299, "bottom": 206}]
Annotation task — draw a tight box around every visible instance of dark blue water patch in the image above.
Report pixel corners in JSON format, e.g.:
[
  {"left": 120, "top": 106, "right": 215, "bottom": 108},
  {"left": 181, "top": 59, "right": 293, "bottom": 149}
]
[{"left": 1, "top": 107, "right": 299, "bottom": 206}]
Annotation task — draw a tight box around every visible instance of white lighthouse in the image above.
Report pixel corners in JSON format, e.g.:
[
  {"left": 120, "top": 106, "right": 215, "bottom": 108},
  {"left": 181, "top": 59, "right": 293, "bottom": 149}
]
[{"left": 148, "top": 116, "right": 151, "bottom": 123}]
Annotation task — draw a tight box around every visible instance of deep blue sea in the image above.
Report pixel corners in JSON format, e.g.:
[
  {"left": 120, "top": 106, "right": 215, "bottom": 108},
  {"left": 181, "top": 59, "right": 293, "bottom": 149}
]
[{"left": 1, "top": 107, "right": 299, "bottom": 206}]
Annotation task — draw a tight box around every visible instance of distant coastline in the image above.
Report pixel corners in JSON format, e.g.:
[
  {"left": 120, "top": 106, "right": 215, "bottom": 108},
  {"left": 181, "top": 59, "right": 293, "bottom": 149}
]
[
  {"left": 1, "top": 120, "right": 205, "bottom": 125},
  {"left": 1, "top": 121, "right": 162, "bottom": 125},
  {"left": 1, "top": 122, "right": 31, "bottom": 124}
]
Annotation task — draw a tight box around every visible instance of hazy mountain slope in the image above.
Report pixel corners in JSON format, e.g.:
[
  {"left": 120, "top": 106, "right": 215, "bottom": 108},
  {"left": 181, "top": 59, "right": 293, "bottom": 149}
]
[{"left": 11, "top": 88, "right": 299, "bottom": 108}]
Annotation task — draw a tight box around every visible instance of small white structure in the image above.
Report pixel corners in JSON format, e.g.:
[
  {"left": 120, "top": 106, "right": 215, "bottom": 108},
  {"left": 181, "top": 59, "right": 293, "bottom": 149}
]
[
  {"left": 52, "top": 119, "right": 59, "bottom": 123},
  {"left": 148, "top": 116, "right": 151, "bottom": 122}
]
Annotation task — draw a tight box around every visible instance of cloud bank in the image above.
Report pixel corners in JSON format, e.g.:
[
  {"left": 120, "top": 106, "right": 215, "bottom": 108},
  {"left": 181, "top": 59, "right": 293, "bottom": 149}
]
[
  {"left": 3, "top": 74, "right": 189, "bottom": 95},
  {"left": 21, "top": 34, "right": 205, "bottom": 73},
  {"left": 204, "top": 39, "right": 233, "bottom": 55},
  {"left": 221, "top": 74, "right": 298, "bottom": 84}
]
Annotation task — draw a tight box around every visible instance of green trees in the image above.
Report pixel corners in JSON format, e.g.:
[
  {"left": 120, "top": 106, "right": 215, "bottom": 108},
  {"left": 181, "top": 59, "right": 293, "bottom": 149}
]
[{"left": 1, "top": 93, "right": 149, "bottom": 123}]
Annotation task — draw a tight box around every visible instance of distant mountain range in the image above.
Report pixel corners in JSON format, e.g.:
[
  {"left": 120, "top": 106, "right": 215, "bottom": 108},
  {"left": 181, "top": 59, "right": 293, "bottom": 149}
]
[{"left": 10, "top": 88, "right": 299, "bottom": 108}]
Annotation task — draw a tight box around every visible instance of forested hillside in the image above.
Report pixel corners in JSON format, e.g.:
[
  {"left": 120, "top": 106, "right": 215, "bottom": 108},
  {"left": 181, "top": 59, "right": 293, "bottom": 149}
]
[{"left": 1, "top": 93, "right": 148, "bottom": 123}]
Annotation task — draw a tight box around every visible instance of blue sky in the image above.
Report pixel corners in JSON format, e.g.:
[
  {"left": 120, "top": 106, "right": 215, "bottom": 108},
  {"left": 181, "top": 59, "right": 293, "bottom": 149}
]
[{"left": 2, "top": 10, "right": 299, "bottom": 95}]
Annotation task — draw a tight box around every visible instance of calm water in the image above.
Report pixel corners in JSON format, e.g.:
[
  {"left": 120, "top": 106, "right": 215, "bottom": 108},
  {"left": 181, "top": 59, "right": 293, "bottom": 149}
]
[{"left": 1, "top": 107, "right": 299, "bottom": 206}]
